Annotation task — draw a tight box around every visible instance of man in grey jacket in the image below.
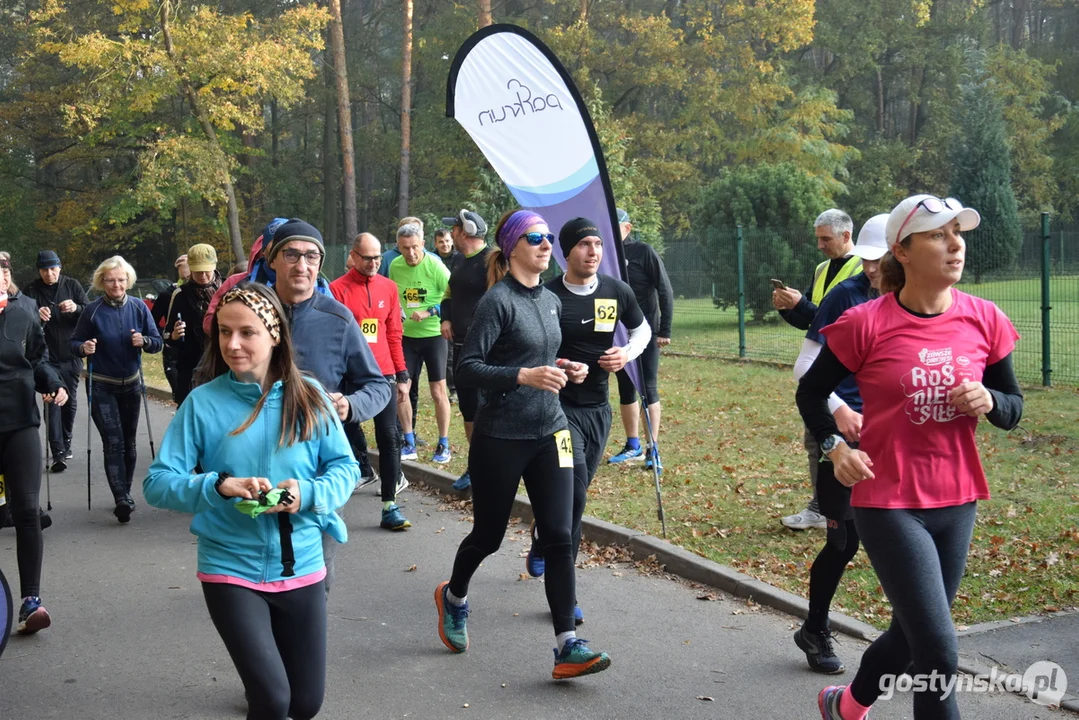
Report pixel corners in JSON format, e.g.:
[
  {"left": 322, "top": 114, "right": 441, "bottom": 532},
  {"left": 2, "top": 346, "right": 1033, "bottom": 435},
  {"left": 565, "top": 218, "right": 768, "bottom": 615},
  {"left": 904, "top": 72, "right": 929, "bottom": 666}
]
[{"left": 265, "top": 218, "right": 391, "bottom": 590}]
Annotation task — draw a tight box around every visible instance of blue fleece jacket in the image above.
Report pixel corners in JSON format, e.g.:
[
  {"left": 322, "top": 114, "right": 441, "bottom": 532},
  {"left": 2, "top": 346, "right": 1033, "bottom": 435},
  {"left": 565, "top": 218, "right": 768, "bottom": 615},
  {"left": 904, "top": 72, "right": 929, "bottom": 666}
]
[
  {"left": 70, "top": 296, "right": 162, "bottom": 380},
  {"left": 143, "top": 372, "right": 359, "bottom": 583},
  {"left": 277, "top": 290, "right": 391, "bottom": 423}
]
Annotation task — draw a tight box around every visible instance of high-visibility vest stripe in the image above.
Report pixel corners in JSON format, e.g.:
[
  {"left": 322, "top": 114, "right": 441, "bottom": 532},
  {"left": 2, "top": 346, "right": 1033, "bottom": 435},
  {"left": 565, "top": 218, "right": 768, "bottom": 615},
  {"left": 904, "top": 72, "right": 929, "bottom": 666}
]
[{"left": 810, "top": 256, "right": 863, "bottom": 305}]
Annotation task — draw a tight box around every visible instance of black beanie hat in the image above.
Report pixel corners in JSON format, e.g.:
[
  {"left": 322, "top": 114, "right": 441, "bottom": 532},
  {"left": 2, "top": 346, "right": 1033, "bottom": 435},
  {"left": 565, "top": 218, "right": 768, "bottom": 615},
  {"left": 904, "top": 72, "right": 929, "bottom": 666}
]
[
  {"left": 267, "top": 219, "right": 325, "bottom": 263},
  {"left": 558, "top": 217, "right": 601, "bottom": 258}
]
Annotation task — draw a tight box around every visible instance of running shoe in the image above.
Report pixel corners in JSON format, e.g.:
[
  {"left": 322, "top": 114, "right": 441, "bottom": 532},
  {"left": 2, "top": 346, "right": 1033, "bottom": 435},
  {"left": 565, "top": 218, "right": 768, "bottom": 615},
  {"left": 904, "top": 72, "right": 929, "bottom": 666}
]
[
  {"left": 574, "top": 603, "right": 584, "bottom": 626},
  {"left": 434, "top": 581, "right": 469, "bottom": 653},
  {"left": 794, "top": 625, "right": 845, "bottom": 674},
  {"left": 114, "top": 500, "right": 134, "bottom": 524},
  {"left": 452, "top": 471, "right": 471, "bottom": 491},
  {"left": 400, "top": 443, "right": 418, "bottom": 461},
  {"left": 39, "top": 509, "right": 52, "bottom": 531},
  {"left": 64, "top": 449, "right": 74, "bottom": 459},
  {"left": 643, "top": 445, "right": 664, "bottom": 473},
  {"left": 396, "top": 473, "right": 409, "bottom": 495},
  {"left": 552, "top": 638, "right": 611, "bottom": 679},
  {"left": 354, "top": 469, "right": 379, "bottom": 492},
  {"left": 526, "top": 520, "right": 545, "bottom": 577},
  {"left": 432, "top": 442, "right": 451, "bottom": 464},
  {"left": 818, "top": 685, "right": 847, "bottom": 719},
  {"left": 608, "top": 443, "right": 645, "bottom": 464},
  {"left": 50, "top": 459, "right": 67, "bottom": 473},
  {"left": 781, "top": 508, "right": 827, "bottom": 530},
  {"left": 380, "top": 504, "right": 412, "bottom": 531},
  {"left": 17, "top": 596, "right": 51, "bottom": 635}
]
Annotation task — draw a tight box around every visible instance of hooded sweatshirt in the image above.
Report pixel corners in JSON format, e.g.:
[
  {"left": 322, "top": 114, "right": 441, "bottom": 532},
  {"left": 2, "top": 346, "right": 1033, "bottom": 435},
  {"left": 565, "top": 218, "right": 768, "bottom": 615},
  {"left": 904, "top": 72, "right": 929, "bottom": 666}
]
[{"left": 143, "top": 372, "right": 358, "bottom": 584}]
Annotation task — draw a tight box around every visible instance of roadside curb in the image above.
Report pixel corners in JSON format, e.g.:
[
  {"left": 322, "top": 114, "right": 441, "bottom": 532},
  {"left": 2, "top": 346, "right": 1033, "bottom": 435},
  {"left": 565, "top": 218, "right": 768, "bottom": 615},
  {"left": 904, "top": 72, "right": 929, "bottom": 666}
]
[{"left": 376, "top": 450, "right": 880, "bottom": 644}]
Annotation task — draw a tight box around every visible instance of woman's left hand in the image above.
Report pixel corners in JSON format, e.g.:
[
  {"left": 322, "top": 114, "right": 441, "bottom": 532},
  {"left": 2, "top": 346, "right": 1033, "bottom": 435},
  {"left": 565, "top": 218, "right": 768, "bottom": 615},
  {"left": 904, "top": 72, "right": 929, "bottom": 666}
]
[
  {"left": 557, "top": 359, "right": 589, "bottom": 384},
  {"left": 948, "top": 380, "right": 994, "bottom": 418},
  {"left": 263, "top": 479, "right": 301, "bottom": 514}
]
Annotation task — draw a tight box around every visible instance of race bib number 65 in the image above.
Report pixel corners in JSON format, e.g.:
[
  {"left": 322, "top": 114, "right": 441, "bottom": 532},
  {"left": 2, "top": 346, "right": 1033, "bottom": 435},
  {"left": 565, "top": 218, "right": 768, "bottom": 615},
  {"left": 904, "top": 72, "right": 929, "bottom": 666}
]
[
  {"left": 554, "top": 430, "right": 574, "bottom": 468},
  {"left": 594, "top": 299, "right": 617, "bottom": 332},
  {"left": 404, "top": 288, "right": 421, "bottom": 308}
]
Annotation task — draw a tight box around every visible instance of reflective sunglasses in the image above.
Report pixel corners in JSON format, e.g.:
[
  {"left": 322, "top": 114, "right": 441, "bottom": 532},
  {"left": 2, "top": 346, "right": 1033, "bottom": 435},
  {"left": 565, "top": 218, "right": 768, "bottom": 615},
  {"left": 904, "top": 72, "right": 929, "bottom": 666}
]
[
  {"left": 895, "top": 197, "right": 960, "bottom": 246},
  {"left": 519, "top": 232, "right": 555, "bottom": 246}
]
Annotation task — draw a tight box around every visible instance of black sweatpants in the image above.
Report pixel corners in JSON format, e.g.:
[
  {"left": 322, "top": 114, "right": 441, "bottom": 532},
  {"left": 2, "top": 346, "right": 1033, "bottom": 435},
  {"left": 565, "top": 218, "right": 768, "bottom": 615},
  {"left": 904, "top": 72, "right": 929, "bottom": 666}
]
[
  {"left": 202, "top": 580, "right": 327, "bottom": 720},
  {"left": 45, "top": 359, "right": 81, "bottom": 459},
  {"left": 450, "top": 432, "right": 576, "bottom": 634},
  {"left": 346, "top": 379, "right": 402, "bottom": 502},
  {"left": 89, "top": 381, "right": 142, "bottom": 505},
  {"left": 565, "top": 403, "right": 612, "bottom": 563},
  {"left": 0, "top": 427, "right": 44, "bottom": 598},
  {"left": 849, "top": 502, "right": 978, "bottom": 718}
]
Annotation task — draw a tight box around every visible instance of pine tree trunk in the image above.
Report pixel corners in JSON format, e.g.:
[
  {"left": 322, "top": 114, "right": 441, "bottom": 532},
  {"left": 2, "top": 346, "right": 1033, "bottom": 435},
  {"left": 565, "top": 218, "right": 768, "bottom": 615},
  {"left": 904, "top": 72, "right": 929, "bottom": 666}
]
[
  {"left": 478, "top": 0, "right": 492, "bottom": 27},
  {"left": 328, "top": 0, "right": 358, "bottom": 243},
  {"left": 397, "top": 0, "right": 413, "bottom": 218},
  {"left": 323, "top": 71, "right": 340, "bottom": 247}
]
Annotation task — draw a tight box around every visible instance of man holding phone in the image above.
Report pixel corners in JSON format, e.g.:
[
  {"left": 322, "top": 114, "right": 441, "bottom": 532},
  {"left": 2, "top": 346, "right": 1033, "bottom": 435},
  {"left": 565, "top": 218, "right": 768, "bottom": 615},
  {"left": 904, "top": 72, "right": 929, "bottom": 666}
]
[{"left": 773, "top": 209, "right": 861, "bottom": 530}]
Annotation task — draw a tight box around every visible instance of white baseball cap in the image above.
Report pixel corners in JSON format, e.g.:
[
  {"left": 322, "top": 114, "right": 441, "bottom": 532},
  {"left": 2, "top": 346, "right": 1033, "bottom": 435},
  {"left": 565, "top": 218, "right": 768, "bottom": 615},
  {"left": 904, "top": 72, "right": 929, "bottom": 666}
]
[
  {"left": 850, "top": 214, "right": 890, "bottom": 261},
  {"left": 885, "top": 194, "right": 980, "bottom": 249}
]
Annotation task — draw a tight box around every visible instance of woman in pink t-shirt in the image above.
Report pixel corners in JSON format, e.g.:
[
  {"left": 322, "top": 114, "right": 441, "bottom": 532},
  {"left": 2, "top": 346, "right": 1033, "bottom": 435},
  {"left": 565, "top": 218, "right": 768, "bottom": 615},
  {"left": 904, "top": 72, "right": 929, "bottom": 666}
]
[{"left": 796, "top": 195, "right": 1023, "bottom": 720}]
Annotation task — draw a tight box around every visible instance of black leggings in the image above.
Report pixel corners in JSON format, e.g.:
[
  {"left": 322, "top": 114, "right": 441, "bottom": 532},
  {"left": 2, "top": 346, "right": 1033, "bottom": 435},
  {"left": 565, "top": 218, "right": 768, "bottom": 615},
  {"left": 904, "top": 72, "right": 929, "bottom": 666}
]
[
  {"left": 346, "top": 381, "right": 402, "bottom": 502},
  {"left": 89, "top": 382, "right": 142, "bottom": 505},
  {"left": 849, "top": 502, "right": 978, "bottom": 718},
  {"left": 615, "top": 336, "right": 660, "bottom": 406},
  {"left": 0, "top": 427, "right": 44, "bottom": 598},
  {"left": 450, "top": 432, "right": 576, "bottom": 634},
  {"left": 202, "top": 581, "right": 327, "bottom": 720},
  {"left": 806, "top": 519, "right": 859, "bottom": 632}
]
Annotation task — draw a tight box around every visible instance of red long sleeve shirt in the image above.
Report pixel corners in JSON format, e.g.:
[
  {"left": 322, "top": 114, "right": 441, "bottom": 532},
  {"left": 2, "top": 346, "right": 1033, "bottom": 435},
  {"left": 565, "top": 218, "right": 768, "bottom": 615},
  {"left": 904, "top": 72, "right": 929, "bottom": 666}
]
[{"left": 330, "top": 268, "right": 407, "bottom": 378}]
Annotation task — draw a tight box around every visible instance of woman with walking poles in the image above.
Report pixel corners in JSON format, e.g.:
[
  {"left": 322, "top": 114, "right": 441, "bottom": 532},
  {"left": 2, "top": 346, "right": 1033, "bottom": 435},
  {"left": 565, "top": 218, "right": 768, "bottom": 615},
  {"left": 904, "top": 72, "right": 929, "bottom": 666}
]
[
  {"left": 434, "top": 209, "right": 611, "bottom": 680},
  {"left": 0, "top": 251, "right": 66, "bottom": 634},
  {"left": 796, "top": 195, "right": 1024, "bottom": 719},
  {"left": 70, "top": 256, "right": 162, "bottom": 524},
  {"left": 144, "top": 282, "right": 358, "bottom": 720}
]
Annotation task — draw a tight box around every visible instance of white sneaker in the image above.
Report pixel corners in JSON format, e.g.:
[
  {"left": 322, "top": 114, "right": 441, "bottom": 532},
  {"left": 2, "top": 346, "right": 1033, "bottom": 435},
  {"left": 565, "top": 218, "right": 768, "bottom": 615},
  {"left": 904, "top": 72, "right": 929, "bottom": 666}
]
[
  {"left": 378, "top": 473, "right": 410, "bottom": 496},
  {"left": 781, "top": 508, "right": 827, "bottom": 530}
]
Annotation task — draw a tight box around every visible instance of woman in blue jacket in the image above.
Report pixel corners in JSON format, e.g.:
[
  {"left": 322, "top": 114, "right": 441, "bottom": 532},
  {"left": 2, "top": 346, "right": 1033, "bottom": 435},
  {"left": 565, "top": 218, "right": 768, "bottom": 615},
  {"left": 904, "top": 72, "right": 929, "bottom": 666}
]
[
  {"left": 70, "top": 256, "right": 162, "bottom": 523},
  {"left": 144, "top": 282, "right": 358, "bottom": 720}
]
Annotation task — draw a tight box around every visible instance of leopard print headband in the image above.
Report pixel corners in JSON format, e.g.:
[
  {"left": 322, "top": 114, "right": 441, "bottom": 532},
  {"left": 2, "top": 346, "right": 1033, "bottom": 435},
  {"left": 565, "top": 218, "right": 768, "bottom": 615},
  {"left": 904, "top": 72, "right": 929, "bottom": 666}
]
[{"left": 220, "top": 287, "right": 282, "bottom": 342}]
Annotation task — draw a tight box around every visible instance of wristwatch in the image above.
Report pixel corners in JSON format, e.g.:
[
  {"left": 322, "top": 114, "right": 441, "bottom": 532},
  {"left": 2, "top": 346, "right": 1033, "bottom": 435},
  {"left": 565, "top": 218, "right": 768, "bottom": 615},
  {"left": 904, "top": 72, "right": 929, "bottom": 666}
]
[
  {"left": 820, "top": 435, "right": 846, "bottom": 458},
  {"left": 214, "top": 472, "right": 231, "bottom": 497}
]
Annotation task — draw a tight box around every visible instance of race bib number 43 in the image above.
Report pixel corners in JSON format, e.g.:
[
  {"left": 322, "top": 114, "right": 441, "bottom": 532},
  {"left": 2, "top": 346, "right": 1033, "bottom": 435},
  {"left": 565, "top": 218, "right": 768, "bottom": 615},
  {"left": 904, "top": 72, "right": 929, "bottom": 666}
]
[
  {"left": 554, "top": 430, "right": 574, "bottom": 468},
  {"left": 594, "top": 299, "right": 617, "bottom": 332},
  {"left": 360, "top": 318, "right": 379, "bottom": 344}
]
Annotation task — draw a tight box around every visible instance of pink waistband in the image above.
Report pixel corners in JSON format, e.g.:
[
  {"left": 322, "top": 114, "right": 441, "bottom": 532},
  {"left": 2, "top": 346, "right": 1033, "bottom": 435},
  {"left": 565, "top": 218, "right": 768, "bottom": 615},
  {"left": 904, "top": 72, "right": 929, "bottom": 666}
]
[{"left": 197, "top": 566, "right": 327, "bottom": 593}]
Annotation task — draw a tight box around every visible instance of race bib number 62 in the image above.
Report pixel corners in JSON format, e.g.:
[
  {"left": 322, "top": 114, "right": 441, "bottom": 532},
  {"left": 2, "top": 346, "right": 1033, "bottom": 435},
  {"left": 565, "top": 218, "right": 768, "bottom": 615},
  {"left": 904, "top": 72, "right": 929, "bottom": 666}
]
[{"left": 594, "top": 299, "right": 617, "bottom": 332}]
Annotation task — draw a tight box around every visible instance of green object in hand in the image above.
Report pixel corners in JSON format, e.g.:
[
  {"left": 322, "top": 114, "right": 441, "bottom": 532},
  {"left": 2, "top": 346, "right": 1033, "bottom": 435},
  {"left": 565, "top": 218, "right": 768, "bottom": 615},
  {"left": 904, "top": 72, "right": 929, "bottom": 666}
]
[{"left": 234, "top": 488, "right": 288, "bottom": 518}]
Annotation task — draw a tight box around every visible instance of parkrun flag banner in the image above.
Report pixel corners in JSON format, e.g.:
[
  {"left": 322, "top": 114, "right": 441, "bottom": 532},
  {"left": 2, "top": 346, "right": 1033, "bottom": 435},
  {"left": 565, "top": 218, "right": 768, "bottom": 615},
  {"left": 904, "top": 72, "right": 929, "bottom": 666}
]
[{"left": 446, "top": 23, "right": 638, "bottom": 385}]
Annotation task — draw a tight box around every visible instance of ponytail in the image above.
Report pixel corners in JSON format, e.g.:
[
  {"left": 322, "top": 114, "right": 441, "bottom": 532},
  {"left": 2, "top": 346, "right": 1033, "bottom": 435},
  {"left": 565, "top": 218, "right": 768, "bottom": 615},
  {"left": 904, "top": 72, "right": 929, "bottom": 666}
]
[
  {"left": 879, "top": 241, "right": 909, "bottom": 295},
  {"left": 486, "top": 247, "right": 509, "bottom": 289}
]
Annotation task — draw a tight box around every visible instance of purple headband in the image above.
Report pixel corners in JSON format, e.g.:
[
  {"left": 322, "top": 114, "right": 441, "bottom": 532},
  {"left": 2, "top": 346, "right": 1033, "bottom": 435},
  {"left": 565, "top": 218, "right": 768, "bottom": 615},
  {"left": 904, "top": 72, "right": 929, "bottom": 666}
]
[{"left": 497, "top": 210, "right": 547, "bottom": 258}]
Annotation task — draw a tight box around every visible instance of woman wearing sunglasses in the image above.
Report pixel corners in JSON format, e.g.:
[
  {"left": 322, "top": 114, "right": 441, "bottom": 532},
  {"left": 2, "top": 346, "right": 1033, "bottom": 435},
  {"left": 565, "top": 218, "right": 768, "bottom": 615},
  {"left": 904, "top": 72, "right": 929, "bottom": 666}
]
[
  {"left": 797, "top": 195, "right": 1024, "bottom": 719},
  {"left": 434, "top": 210, "right": 611, "bottom": 679}
]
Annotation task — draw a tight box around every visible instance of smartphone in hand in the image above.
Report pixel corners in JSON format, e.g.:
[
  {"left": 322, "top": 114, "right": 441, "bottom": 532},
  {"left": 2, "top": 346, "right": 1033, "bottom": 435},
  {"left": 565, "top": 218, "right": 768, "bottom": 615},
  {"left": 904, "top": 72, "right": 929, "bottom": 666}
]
[{"left": 770, "top": 279, "right": 787, "bottom": 290}]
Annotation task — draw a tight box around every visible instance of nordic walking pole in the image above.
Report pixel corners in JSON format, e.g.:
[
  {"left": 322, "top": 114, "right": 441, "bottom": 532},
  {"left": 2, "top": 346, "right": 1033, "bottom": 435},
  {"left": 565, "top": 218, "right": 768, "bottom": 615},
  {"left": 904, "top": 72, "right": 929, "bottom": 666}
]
[
  {"left": 43, "top": 400, "right": 52, "bottom": 511},
  {"left": 86, "top": 357, "right": 93, "bottom": 511},
  {"left": 136, "top": 348, "right": 156, "bottom": 460}
]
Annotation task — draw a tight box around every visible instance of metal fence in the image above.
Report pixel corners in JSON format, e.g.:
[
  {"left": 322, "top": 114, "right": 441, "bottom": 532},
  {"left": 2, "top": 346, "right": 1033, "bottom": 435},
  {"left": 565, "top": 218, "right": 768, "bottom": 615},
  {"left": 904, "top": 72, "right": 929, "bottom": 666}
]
[{"left": 662, "top": 215, "right": 1079, "bottom": 386}]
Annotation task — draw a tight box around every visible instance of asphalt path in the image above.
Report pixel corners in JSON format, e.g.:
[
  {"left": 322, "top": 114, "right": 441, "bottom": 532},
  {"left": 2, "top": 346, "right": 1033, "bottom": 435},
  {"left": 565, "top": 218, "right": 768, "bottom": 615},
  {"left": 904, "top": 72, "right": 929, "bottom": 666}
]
[{"left": 0, "top": 398, "right": 1063, "bottom": 719}]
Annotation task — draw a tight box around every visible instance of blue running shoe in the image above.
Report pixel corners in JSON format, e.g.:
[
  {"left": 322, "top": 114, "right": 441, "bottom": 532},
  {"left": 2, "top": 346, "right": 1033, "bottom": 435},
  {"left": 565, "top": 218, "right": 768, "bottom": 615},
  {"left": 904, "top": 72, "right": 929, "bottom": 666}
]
[
  {"left": 452, "top": 471, "right": 471, "bottom": 491},
  {"left": 17, "top": 596, "right": 51, "bottom": 635},
  {"left": 608, "top": 443, "right": 645, "bottom": 464},
  {"left": 644, "top": 445, "right": 664, "bottom": 473},
  {"left": 818, "top": 685, "right": 846, "bottom": 719},
  {"left": 574, "top": 603, "right": 584, "bottom": 626},
  {"left": 400, "top": 443, "right": 418, "bottom": 461},
  {"left": 434, "top": 581, "right": 469, "bottom": 653},
  {"left": 526, "top": 520, "right": 545, "bottom": 577},
  {"left": 432, "top": 442, "right": 451, "bottom": 464},
  {"left": 552, "top": 638, "right": 610, "bottom": 679},
  {"left": 380, "top": 504, "right": 412, "bottom": 531}
]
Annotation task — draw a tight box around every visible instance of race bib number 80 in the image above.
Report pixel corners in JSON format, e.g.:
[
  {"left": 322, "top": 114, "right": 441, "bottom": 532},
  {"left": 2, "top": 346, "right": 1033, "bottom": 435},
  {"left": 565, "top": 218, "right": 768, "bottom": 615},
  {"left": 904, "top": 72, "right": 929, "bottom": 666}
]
[
  {"left": 594, "top": 299, "right": 617, "bottom": 332},
  {"left": 554, "top": 430, "right": 574, "bottom": 468},
  {"left": 360, "top": 318, "right": 379, "bottom": 344}
]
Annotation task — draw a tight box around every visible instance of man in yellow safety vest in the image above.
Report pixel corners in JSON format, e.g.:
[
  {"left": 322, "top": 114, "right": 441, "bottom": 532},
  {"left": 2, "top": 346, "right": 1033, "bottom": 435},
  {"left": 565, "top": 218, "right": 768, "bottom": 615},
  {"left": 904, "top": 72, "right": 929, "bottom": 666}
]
[{"left": 772, "top": 209, "right": 862, "bottom": 531}]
